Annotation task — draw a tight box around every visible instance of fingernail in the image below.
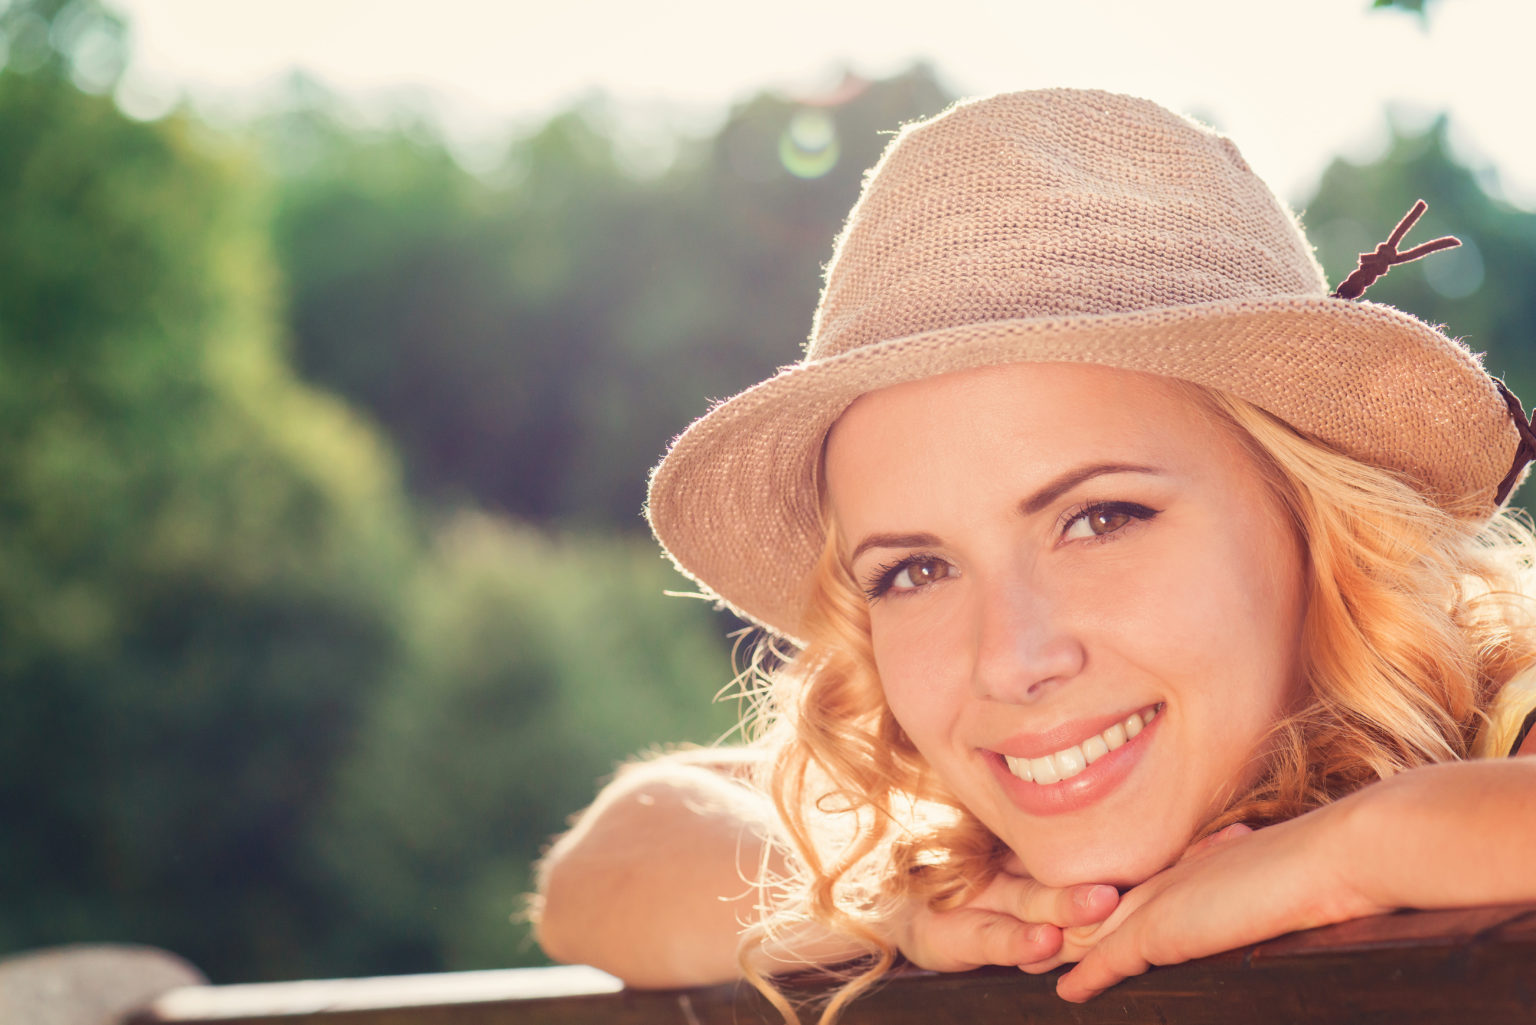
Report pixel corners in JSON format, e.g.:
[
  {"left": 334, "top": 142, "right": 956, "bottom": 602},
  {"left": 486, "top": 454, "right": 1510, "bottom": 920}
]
[
  {"left": 1025, "top": 923, "right": 1052, "bottom": 944},
  {"left": 1074, "top": 884, "right": 1116, "bottom": 908}
]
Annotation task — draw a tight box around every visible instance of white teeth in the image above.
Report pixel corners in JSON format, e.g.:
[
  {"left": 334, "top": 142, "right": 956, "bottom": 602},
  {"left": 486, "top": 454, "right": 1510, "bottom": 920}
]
[
  {"left": 1030, "top": 755, "right": 1060, "bottom": 785},
  {"left": 1005, "top": 755, "right": 1033, "bottom": 781},
  {"left": 1002, "top": 704, "right": 1161, "bottom": 786},
  {"left": 1054, "top": 746, "right": 1087, "bottom": 780}
]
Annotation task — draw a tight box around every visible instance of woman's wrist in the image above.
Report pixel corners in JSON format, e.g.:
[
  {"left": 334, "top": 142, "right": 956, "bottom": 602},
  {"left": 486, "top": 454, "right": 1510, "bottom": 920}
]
[
  {"left": 1323, "top": 785, "right": 1396, "bottom": 918},
  {"left": 1326, "top": 760, "right": 1536, "bottom": 914},
  {"left": 1312, "top": 762, "right": 1488, "bottom": 920}
]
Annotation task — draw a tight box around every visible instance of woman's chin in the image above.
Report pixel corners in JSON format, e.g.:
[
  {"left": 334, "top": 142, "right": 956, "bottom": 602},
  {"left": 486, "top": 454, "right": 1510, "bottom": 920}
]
[{"left": 1012, "top": 836, "right": 1187, "bottom": 889}]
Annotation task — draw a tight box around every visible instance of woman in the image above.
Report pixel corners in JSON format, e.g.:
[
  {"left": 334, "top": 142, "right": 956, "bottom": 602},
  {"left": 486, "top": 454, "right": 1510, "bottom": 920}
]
[{"left": 534, "top": 89, "right": 1536, "bottom": 1020}]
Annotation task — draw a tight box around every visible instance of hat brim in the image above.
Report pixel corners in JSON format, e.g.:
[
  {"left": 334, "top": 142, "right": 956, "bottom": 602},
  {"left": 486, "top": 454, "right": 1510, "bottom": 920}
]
[{"left": 647, "top": 295, "right": 1517, "bottom": 642}]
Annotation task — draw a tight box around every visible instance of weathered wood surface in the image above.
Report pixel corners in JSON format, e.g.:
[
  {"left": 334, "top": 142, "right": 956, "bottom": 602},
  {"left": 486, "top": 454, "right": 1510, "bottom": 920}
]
[{"left": 131, "top": 903, "right": 1536, "bottom": 1025}]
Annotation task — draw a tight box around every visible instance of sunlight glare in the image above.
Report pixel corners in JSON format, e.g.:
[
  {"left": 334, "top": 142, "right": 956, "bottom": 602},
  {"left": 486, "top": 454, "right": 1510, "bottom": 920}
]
[{"left": 778, "top": 108, "right": 839, "bottom": 179}]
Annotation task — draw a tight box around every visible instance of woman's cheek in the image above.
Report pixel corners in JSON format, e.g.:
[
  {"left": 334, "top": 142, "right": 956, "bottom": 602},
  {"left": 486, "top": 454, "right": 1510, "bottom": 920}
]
[{"left": 874, "top": 637, "right": 959, "bottom": 751}]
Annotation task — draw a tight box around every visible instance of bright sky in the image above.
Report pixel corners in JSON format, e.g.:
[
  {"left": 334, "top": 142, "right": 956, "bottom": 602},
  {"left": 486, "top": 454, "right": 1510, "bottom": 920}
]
[{"left": 109, "top": 0, "right": 1535, "bottom": 206}]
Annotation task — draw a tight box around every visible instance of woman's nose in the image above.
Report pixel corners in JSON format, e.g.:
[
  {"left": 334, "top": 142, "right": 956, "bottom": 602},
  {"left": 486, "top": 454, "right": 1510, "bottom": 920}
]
[{"left": 968, "top": 574, "right": 1087, "bottom": 703}]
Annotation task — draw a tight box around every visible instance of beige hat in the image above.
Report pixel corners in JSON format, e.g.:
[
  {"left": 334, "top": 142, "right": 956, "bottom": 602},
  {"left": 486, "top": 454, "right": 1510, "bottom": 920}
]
[{"left": 646, "top": 88, "right": 1527, "bottom": 642}]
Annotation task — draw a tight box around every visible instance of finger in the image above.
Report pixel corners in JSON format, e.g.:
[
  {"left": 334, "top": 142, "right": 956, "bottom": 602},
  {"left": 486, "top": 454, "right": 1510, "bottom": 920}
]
[
  {"left": 1021, "top": 879, "right": 1121, "bottom": 928},
  {"left": 1056, "top": 940, "right": 1149, "bottom": 1003},
  {"left": 897, "top": 909, "right": 1069, "bottom": 977},
  {"left": 979, "top": 916, "right": 1063, "bottom": 969},
  {"left": 1014, "top": 927, "right": 1090, "bottom": 975},
  {"left": 1017, "top": 938, "right": 1083, "bottom": 975},
  {"left": 1058, "top": 920, "right": 1106, "bottom": 960},
  {"left": 905, "top": 910, "right": 1063, "bottom": 972},
  {"left": 1048, "top": 883, "right": 1152, "bottom": 978},
  {"left": 1017, "top": 954, "right": 1067, "bottom": 975},
  {"left": 973, "top": 873, "right": 1119, "bottom": 928}
]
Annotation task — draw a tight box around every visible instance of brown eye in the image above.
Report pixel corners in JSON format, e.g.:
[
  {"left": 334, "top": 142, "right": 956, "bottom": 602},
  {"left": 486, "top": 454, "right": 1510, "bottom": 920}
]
[
  {"left": 893, "top": 557, "right": 952, "bottom": 590},
  {"left": 1087, "top": 509, "right": 1132, "bottom": 535},
  {"left": 1061, "top": 502, "right": 1156, "bottom": 542}
]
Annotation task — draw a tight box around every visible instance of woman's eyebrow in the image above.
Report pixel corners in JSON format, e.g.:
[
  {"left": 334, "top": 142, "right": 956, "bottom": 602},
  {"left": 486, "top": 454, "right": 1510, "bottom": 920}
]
[
  {"left": 1019, "top": 462, "right": 1164, "bottom": 515},
  {"left": 848, "top": 532, "right": 942, "bottom": 563},
  {"left": 847, "top": 464, "right": 1162, "bottom": 561}
]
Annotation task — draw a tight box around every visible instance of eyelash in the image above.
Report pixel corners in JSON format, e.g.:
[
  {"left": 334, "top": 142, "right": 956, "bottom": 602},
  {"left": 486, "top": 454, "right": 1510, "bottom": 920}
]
[{"left": 861, "top": 501, "right": 1160, "bottom": 602}]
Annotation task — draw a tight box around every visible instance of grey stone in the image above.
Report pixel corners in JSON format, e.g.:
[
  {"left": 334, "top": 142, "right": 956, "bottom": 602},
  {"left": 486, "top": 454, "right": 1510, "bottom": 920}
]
[{"left": 0, "top": 945, "right": 205, "bottom": 1025}]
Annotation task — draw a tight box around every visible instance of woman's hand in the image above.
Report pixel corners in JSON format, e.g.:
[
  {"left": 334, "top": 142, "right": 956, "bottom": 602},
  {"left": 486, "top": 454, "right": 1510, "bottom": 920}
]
[
  {"left": 1055, "top": 759, "right": 1536, "bottom": 1002},
  {"left": 1055, "top": 809, "right": 1377, "bottom": 1001},
  {"left": 894, "top": 858, "right": 1119, "bottom": 974},
  {"left": 895, "top": 827, "right": 1249, "bottom": 977}
]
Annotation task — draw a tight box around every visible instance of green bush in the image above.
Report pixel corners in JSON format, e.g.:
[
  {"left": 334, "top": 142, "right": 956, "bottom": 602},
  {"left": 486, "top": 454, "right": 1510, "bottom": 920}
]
[
  {"left": 0, "top": 65, "right": 415, "bottom": 980},
  {"left": 309, "top": 512, "right": 737, "bottom": 974}
]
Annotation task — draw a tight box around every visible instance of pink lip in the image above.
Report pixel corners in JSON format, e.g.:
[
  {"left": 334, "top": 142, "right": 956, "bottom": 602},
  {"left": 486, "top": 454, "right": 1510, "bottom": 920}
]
[
  {"left": 990, "top": 704, "right": 1160, "bottom": 759},
  {"left": 982, "top": 711, "right": 1161, "bottom": 817}
]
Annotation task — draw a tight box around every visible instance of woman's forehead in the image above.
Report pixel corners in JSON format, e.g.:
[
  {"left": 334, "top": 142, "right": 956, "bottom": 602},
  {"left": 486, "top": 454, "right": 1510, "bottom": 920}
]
[
  {"left": 822, "top": 363, "right": 1271, "bottom": 531},
  {"left": 828, "top": 363, "right": 1225, "bottom": 460}
]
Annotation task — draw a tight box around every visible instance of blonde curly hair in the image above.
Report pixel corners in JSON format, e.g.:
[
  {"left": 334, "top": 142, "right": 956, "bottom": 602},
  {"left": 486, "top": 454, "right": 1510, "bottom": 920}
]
[{"left": 737, "top": 381, "right": 1536, "bottom": 1025}]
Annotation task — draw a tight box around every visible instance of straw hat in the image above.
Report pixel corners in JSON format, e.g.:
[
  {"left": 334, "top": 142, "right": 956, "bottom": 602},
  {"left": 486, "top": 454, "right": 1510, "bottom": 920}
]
[{"left": 646, "top": 88, "right": 1525, "bottom": 642}]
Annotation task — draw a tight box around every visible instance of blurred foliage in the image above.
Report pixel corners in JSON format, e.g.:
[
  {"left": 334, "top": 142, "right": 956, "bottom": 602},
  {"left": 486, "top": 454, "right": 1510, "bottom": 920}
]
[
  {"left": 0, "top": 62, "right": 414, "bottom": 977},
  {"left": 308, "top": 513, "right": 738, "bottom": 974},
  {"left": 1372, "top": 0, "right": 1436, "bottom": 18},
  {"left": 1, "top": 0, "right": 1534, "bottom": 990},
  {"left": 268, "top": 68, "right": 951, "bottom": 526},
  {"left": 0, "top": 0, "right": 736, "bottom": 983},
  {"left": 0, "top": 0, "right": 127, "bottom": 91}
]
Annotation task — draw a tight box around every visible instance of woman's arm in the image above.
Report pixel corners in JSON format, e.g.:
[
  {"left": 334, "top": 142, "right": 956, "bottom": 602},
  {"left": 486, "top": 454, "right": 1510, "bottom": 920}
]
[
  {"left": 1057, "top": 758, "right": 1536, "bottom": 1001},
  {"left": 534, "top": 749, "right": 794, "bottom": 988},
  {"left": 534, "top": 748, "right": 1118, "bottom": 987}
]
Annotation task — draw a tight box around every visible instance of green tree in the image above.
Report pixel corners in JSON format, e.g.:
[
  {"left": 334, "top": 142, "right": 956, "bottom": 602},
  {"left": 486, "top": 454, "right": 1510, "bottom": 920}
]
[
  {"left": 1372, "top": 0, "right": 1437, "bottom": 18},
  {"left": 269, "top": 67, "right": 956, "bottom": 528},
  {"left": 0, "top": 53, "right": 414, "bottom": 981},
  {"left": 0, "top": 26, "right": 747, "bottom": 980},
  {"left": 0, "top": 0, "right": 128, "bottom": 91},
  {"left": 307, "top": 513, "right": 737, "bottom": 974}
]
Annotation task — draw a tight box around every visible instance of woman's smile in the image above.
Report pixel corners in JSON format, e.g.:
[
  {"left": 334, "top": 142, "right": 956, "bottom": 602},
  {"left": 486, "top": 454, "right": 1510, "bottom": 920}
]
[
  {"left": 824, "top": 362, "right": 1309, "bottom": 888},
  {"left": 997, "top": 702, "right": 1161, "bottom": 784},
  {"left": 983, "top": 703, "right": 1163, "bottom": 818}
]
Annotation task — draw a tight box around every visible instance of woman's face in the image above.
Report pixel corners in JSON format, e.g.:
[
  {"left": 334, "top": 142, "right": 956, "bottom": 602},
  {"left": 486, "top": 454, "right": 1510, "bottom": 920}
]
[{"left": 824, "top": 363, "right": 1307, "bottom": 888}]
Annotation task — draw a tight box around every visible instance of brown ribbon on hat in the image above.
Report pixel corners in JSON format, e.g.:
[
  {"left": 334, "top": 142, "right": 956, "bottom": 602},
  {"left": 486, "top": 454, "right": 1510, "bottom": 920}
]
[
  {"left": 1332, "top": 202, "right": 1533, "bottom": 507},
  {"left": 1330, "top": 200, "right": 1461, "bottom": 301},
  {"left": 1494, "top": 380, "right": 1536, "bottom": 506}
]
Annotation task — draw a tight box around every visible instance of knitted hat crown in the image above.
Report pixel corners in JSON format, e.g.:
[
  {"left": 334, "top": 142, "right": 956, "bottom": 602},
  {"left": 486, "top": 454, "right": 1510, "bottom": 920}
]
[
  {"left": 809, "top": 90, "right": 1323, "bottom": 360},
  {"left": 647, "top": 89, "right": 1519, "bottom": 642}
]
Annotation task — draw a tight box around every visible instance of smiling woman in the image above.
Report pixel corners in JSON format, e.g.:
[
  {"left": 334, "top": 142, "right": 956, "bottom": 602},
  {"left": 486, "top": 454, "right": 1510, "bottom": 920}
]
[{"left": 533, "top": 89, "right": 1536, "bottom": 1023}]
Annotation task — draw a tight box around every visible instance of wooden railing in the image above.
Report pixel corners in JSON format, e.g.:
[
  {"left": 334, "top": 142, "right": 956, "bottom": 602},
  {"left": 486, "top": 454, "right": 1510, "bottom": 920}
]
[{"left": 128, "top": 904, "right": 1536, "bottom": 1024}]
